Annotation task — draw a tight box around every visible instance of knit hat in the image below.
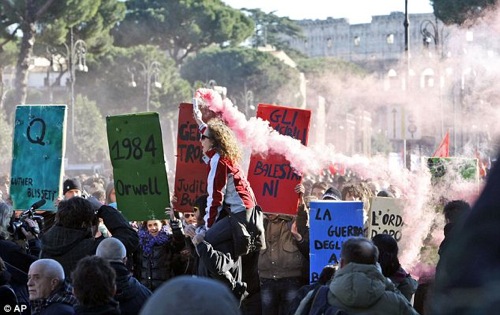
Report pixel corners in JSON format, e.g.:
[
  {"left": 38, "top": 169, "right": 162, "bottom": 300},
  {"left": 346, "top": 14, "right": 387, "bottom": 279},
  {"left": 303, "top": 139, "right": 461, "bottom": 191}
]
[
  {"left": 63, "top": 178, "right": 81, "bottom": 195},
  {"left": 322, "top": 187, "right": 342, "bottom": 201},
  {"left": 139, "top": 276, "right": 241, "bottom": 315}
]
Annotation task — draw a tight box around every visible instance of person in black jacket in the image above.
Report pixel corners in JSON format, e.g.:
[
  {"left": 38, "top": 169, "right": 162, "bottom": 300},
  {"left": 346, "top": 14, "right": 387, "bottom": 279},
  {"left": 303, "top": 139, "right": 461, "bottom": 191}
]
[
  {"left": 96, "top": 237, "right": 152, "bottom": 315},
  {"left": 40, "top": 196, "right": 139, "bottom": 280},
  {"left": 137, "top": 217, "right": 186, "bottom": 291},
  {"left": 184, "top": 201, "right": 248, "bottom": 303},
  {"left": 28, "top": 259, "right": 77, "bottom": 315},
  {"left": 0, "top": 257, "right": 19, "bottom": 313},
  {"left": 372, "top": 233, "right": 418, "bottom": 302},
  {"left": 0, "top": 201, "right": 40, "bottom": 312},
  {"left": 72, "top": 256, "right": 120, "bottom": 315}
]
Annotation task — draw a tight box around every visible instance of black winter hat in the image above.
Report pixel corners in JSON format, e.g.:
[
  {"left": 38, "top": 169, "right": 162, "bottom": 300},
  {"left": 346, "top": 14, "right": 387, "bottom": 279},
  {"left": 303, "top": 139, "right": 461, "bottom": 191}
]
[
  {"left": 63, "top": 178, "right": 82, "bottom": 195},
  {"left": 322, "top": 187, "right": 342, "bottom": 200}
]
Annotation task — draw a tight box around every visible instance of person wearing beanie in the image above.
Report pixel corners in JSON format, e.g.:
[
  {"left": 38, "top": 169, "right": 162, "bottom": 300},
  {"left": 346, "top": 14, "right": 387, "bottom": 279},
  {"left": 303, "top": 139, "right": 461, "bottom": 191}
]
[
  {"left": 43, "top": 178, "right": 84, "bottom": 234},
  {"left": 62, "top": 178, "right": 82, "bottom": 200},
  {"left": 322, "top": 187, "right": 342, "bottom": 201}
]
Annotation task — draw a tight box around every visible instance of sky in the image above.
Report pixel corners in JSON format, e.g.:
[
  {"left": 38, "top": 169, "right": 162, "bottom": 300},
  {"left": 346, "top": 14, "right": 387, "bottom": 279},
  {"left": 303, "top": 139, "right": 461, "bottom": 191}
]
[{"left": 223, "top": 0, "right": 434, "bottom": 24}]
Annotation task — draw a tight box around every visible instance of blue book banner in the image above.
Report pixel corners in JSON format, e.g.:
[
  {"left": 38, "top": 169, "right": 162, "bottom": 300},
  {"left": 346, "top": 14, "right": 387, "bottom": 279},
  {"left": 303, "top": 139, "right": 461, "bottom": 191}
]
[
  {"left": 309, "top": 200, "right": 364, "bottom": 283},
  {"left": 10, "top": 105, "right": 67, "bottom": 211}
]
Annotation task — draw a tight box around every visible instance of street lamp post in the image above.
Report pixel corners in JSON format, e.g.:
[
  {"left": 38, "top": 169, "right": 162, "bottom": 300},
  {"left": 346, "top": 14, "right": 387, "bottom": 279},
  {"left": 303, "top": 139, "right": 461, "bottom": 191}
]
[
  {"left": 420, "top": 18, "right": 444, "bottom": 139},
  {"left": 404, "top": 0, "right": 410, "bottom": 55},
  {"left": 128, "top": 61, "right": 162, "bottom": 111},
  {"left": 65, "top": 28, "right": 88, "bottom": 138},
  {"left": 245, "top": 90, "right": 254, "bottom": 117},
  {"left": 403, "top": 0, "right": 410, "bottom": 169},
  {"left": 420, "top": 18, "right": 443, "bottom": 57},
  {"left": 206, "top": 79, "right": 227, "bottom": 99}
]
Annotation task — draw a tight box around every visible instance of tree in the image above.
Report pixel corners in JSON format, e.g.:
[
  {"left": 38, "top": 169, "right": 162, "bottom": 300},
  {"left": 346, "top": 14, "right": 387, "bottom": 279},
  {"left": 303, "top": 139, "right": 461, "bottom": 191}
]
[
  {"left": 0, "top": 0, "right": 93, "bottom": 106},
  {"left": 68, "top": 95, "right": 108, "bottom": 163},
  {"left": 36, "top": 0, "right": 126, "bottom": 55},
  {"left": 297, "top": 57, "right": 367, "bottom": 106},
  {"left": 112, "top": 0, "right": 254, "bottom": 66},
  {"left": 297, "top": 56, "right": 373, "bottom": 127},
  {"left": 431, "top": 0, "right": 497, "bottom": 25},
  {"left": 0, "top": 109, "right": 12, "bottom": 172},
  {"left": 77, "top": 45, "right": 192, "bottom": 116},
  {"left": 0, "top": 0, "right": 125, "bottom": 108},
  {"left": 180, "top": 47, "right": 302, "bottom": 110},
  {"left": 0, "top": 40, "right": 18, "bottom": 109},
  {"left": 241, "top": 8, "right": 304, "bottom": 50}
]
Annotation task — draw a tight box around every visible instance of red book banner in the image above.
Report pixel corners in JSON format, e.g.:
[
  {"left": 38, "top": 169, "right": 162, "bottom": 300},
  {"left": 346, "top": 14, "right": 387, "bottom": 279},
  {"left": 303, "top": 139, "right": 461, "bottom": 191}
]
[
  {"left": 247, "top": 104, "right": 311, "bottom": 215},
  {"left": 173, "top": 103, "right": 207, "bottom": 211}
]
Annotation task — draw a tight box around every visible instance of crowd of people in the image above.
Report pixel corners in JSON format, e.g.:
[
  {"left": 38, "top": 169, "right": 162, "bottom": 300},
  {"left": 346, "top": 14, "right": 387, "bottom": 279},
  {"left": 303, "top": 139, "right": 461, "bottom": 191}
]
[{"left": 0, "top": 112, "right": 492, "bottom": 315}]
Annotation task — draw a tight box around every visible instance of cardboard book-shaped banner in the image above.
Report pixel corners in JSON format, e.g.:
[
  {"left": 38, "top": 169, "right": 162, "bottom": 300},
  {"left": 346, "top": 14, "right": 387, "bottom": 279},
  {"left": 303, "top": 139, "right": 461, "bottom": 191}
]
[
  {"left": 426, "top": 157, "right": 478, "bottom": 181},
  {"left": 107, "top": 112, "right": 169, "bottom": 220},
  {"left": 10, "top": 105, "right": 67, "bottom": 211},
  {"left": 247, "top": 104, "right": 311, "bottom": 215},
  {"left": 309, "top": 200, "right": 364, "bottom": 283},
  {"left": 367, "top": 197, "right": 404, "bottom": 242},
  {"left": 173, "top": 103, "right": 208, "bottom": 212}
]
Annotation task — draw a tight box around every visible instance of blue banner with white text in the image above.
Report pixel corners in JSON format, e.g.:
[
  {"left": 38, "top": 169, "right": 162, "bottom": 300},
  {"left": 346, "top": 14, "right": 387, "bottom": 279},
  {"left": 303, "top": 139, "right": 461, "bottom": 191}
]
[{"left": 309, "top": 200, "right": 364, "bottom": 283}]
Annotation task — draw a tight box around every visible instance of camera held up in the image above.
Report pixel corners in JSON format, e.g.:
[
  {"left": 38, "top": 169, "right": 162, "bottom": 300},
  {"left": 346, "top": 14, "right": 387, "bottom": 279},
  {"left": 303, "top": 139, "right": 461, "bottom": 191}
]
[{"left": 8, "top": 199, "right": 46, "bottom": 240}]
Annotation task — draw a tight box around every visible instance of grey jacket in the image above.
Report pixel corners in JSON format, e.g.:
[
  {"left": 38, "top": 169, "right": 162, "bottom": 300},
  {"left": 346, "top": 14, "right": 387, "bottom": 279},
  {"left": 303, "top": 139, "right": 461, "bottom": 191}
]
[{"left": 327, "top": 263, "right": 419, "bottom": 315}]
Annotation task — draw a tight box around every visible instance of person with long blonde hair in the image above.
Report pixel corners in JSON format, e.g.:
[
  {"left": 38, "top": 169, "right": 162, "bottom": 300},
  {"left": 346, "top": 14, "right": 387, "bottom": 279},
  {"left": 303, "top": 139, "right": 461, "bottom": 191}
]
[{"left": 194, "top": 115, "right": 257, "bottom": 244}]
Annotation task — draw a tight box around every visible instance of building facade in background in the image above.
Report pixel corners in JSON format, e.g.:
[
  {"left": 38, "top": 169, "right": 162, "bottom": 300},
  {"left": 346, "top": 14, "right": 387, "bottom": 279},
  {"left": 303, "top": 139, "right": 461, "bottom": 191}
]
[{"left": 287, "top": 12, "right": 450, "bottom": 66}]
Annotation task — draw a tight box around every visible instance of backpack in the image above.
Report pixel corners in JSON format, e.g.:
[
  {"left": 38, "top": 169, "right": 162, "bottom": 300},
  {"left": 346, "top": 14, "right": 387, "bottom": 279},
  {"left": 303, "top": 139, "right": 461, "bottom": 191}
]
[{"left": 308, "top": 286, "right": 349, "bottom": 315}]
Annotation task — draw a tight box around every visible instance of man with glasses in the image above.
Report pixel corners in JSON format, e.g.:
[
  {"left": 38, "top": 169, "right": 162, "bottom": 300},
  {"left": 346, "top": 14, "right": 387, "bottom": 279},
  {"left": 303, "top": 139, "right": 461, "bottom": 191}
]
[{"left": 182, "top": 212, "right": 197, "bottom": 226}]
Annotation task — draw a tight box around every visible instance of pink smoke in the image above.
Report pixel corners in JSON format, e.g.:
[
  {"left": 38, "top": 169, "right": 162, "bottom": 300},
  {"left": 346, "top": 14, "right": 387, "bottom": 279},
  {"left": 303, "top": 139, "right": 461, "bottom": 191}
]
[{"left": 194, "top": 87, "right": 482, "bottom": 275}]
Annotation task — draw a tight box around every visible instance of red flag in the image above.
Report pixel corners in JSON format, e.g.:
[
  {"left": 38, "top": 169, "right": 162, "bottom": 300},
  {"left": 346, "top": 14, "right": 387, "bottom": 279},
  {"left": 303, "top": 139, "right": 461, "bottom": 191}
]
[
  {"left": 475, "top": 149, "right": 487, "bottom": 178},
  {"left": 433, "top": 132, "right": 450, "bottom": 157}
]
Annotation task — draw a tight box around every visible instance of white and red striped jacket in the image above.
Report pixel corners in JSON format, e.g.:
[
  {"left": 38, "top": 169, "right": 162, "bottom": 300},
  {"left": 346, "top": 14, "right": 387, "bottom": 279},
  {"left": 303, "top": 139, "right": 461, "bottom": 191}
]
[{"left": 203, "top": 147, "right": 255, "bottom": 228}]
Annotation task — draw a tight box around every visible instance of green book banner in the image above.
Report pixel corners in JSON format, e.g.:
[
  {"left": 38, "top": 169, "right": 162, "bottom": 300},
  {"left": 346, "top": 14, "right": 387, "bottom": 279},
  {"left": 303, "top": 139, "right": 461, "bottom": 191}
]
[
  {"left": 10, "top": 105, "right": 67, "bottom": 211},
  {"left": 107, "top": 113, "right": 169, "bottom": 220},
  {"left": 426, "top": 157, "right": 478, "bottom": 181}
]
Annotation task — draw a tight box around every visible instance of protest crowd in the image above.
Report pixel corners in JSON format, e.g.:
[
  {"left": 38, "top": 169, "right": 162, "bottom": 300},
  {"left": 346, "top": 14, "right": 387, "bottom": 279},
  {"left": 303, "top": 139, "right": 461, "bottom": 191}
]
[{"left": 0, "top": 90, "right": 497, "bottom": 315}]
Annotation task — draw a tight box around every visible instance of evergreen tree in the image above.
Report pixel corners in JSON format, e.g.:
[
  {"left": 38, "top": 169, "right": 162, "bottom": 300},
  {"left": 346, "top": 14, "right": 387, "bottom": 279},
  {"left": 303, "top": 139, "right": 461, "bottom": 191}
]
[
  {"left": 241, "top": 8, "right": 304, "bottom": 50},
  {"left": 181, "top": 47, "right": 302, "bottom": 111},
  {"left": 431, "top": 0, "right": 497, "bottom": 25},
  {"left": 69, "top": 95, "right": 108, "bottom": 163},
  {"left": 113, "top": 0, "right": 254, "bottom": 66},
  {"left": 0, "top": 0, "right": 125, "bottom": 108},
  {"left": 78, "top": 45, "right": 192, "bottom": 116},
  {"left": 0, "top": 110, "right": 12, "bottom": 172}
]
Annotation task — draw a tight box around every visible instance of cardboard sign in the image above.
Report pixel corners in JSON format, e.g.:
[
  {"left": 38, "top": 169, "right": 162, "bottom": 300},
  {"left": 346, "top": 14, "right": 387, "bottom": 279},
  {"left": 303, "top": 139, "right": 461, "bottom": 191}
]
[
  {"left": 106, "top": 113, "right": 169, "bottom": 220},
  {"left": 426, "top": 157, "right": 478, "bottom": 181},
  {"left": 10, "top": 105, "right": 67, "bottom": 211},
  {"left": 247, "top": 104, "right": 311, "bottom": 214},
  {"left": 173, "top": 103, "right": 207, "bottom": 211},
  {"left": 367, "top": 197, "right": 404, "bottom": 241},
  {"left": 309, "top": 200, "right": 364, "bottom": 283}
]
